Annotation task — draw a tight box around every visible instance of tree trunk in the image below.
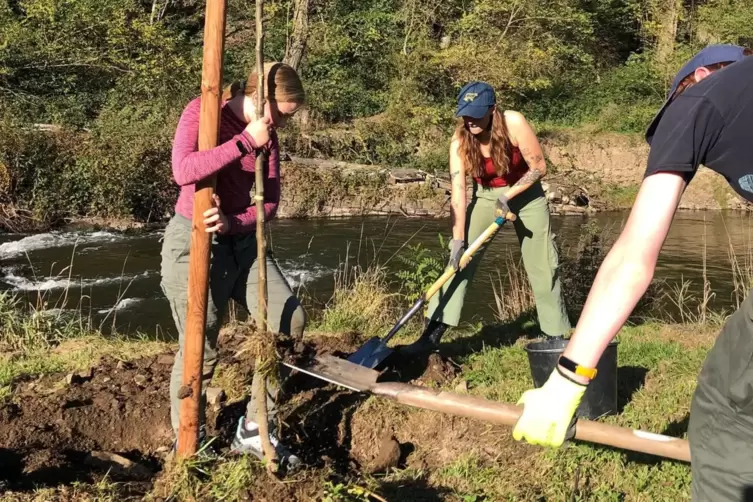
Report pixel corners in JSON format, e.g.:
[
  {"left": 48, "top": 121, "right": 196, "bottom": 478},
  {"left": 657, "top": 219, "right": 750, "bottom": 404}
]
[
  {"left": 655, "top": 0, "right": 680, "bottom": 65},
  {"left": 283, "top": 0, "right": 310, "bottom": 72},
  {"left": 254, "top": 0, "right": 279, "bottom": 474}
]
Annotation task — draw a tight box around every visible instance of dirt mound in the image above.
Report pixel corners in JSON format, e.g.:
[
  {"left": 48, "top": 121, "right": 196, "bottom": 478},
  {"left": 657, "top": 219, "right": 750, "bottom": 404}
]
[
  {"left": 378, "top": 351, "right": 462, "bottom": 386},
  {"left": 0, "top": 331, "right": 519, "bottom": 500},
  {"left": 348, "top": 403, "right": 536, "bottom": 479},
  {"left": 0, "top": 354, "right": 174, "bottom": 491}
]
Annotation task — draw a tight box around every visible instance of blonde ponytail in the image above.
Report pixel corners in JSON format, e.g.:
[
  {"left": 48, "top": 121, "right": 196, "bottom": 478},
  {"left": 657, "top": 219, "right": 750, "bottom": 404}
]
[{"left": 221, "top": 62, "right": 305, "bottom": 104}]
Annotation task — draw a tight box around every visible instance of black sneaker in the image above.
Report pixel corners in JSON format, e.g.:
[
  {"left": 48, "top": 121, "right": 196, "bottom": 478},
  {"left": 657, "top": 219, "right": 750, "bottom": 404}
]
[
  {"left": 399, "top": 319, "right": 449, "bottom": 356},
  {"left": 230, "top": 417, "right": 302, "bottom": 472}
]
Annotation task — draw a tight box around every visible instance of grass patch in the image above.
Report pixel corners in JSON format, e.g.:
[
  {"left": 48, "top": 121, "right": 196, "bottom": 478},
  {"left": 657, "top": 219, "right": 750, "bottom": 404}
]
[
  {"left": 0, "top": 336, "right": 170, "bottom": 399},
  {"left": 0, "top": 477, "right": 124, "bottom": 502},
  {"left": 311, "top": 260, "right": 399, "bottom": 338},
  {"left": 211, "top": 360, "right": 252, "bottom": 404},
  {"left": 159, "top": 454, "right": 260, "bottom": 502},
  {"left": 601, "top": 183, "right": 640, "bottom": 208},
  {"left": 0, "top": 292, "right": 170, "bottom": 398},
  {"left": 420, "top": 322, "right": 708, "bottom": 500}
]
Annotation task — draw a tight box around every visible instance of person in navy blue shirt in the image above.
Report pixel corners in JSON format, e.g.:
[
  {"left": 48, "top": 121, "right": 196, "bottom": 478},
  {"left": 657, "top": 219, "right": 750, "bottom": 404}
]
[{"left": 512, "top": 44, "right": 753, "bottom": 501}]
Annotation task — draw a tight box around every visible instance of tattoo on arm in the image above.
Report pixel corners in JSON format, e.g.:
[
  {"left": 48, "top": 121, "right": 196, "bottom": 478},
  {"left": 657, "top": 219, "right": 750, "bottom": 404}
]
[
  {"left": 450, "top": 170, "right": 461, "bottom": 181},
  {"left": 513, "top": 167, "right": 543, "bottom": 187},
  {"left": 512, "top": 145, "right": 545, "bottom": 187},
  {"left": 519, "top": 146, "right": 544, "bottom": 166}
]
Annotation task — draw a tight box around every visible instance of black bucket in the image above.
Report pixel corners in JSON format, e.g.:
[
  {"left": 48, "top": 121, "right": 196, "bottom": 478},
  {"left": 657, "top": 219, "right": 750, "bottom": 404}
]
[{"left": 524, "top": 338, "right": 619, "bottom": 420}]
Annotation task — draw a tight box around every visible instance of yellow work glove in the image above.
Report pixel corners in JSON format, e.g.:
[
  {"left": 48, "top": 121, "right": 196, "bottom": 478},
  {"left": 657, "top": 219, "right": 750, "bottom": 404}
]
[{"left": 512, "top": 369, "right": 587, "bottom": 447}]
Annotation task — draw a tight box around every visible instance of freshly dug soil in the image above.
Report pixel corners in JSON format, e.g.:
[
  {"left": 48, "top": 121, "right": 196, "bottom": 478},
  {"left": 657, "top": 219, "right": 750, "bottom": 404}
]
[
  {"left": 0, "top": 330, "right": 514, "bottom": 501},
  {"left": 0, "top": 354, "right": 173, "bottom": 492}
]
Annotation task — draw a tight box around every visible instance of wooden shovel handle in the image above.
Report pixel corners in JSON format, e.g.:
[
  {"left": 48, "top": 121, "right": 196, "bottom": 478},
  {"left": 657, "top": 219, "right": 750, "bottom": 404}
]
[
  {"left": 425, "top": 211, "right": 516, "bottom": 300},
  {"left": 373, "top": 383, "right": 690, "bottom": 463}
]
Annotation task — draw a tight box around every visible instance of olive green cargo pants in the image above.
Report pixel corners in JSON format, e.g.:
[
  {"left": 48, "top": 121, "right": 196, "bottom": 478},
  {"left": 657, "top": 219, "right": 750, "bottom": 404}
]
[
  {"left": 688, "top": 286, "right": 753, "bottom": 500},
  {"left": 160, "top": 213, "right": 306, "bottom": 434},
  {"left": 426, "top": 181, "right": 570, "bottom": 337}
]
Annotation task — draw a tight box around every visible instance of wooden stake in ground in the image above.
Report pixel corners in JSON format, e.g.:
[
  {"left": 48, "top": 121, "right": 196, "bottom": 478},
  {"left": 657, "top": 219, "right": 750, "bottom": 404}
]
[
  {"left": 252, "top": 0, "right": 279, "bottom": 471},
  {"left": 176, "top": 0, "right": 227, "bottom": 458}
]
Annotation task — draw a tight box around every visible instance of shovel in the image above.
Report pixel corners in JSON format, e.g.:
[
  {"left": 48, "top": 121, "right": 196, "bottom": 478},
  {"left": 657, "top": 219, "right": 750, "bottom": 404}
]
[
  {"left": 282, "top": 211, "right": 516, "bottom": 390},
  {"left": 346, "top": 210, "right": 517, "bottom": 369}
]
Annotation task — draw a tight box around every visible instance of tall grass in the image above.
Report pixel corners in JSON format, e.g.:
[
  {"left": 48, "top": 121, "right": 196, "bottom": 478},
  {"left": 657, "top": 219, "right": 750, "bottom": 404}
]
[
  {"left": 490, "top": 251, "right": 536, "bottom": 324},
  {"left": 312, "top": 242, "right": 399, "bottom": 337},
  {"left": 487, "top": 216, "right": 753, "bottom": 332},
  {"left": 6, "top": 241, "right": 157, "bottom": 340},
  {"left": 727, "top": 221, "right": 753, "bottom": 310},
  {"left": 0, "top": 291, "right": 83, "bottom": 353}
]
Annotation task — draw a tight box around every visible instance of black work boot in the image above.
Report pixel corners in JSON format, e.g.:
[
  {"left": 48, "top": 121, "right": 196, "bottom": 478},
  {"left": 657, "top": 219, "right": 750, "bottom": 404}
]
[{"left": 399, "top": 319, "right": 449, "bottom": 356}]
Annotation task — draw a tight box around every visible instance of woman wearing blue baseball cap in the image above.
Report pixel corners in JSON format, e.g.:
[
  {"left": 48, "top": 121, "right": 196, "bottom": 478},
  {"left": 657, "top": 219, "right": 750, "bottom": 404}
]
[
  {"left": 400, "top": 80, "right": 571, "bottom": 355},
  {"left": 512, "top": 44, "right": 753, "bottom": 500}
]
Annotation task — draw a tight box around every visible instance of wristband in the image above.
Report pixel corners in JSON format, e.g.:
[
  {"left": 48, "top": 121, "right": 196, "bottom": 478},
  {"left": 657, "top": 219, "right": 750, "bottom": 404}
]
[
  {"left": 555, "top": 365, "right": 588, "bottom": 387},
  {"left": 236, "top": 139, "right": 249, "bottom": 157},
  {"left": 558, "top": 355, "right": 597, "bottom": 380}
]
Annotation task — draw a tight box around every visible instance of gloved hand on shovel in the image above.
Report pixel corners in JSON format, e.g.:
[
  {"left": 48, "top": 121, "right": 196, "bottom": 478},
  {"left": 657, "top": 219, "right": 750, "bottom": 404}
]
[
  {"left": 495, "top": 194, "right": 511, "bottom": 219},
  {"left": 512, "top": 368, "right": 587, "bottom": 447},
  {"left": 448, "top": 239, "right": 465, "bottom": 271}
]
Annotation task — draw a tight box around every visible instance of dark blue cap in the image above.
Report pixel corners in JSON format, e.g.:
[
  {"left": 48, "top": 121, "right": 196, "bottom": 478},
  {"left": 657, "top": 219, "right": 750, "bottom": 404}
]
[
  {"left": 646, "top": 44, "right": 747, "bottom": 144},
  {"left": 456, "top": 81, "right": 496, "bottom": 119}
]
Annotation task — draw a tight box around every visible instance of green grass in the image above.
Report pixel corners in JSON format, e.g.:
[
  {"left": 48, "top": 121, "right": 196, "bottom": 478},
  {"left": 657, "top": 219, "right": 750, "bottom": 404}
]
[
  {"left": 416, "top": 322, "right": 712, "bottom": 501},
  {"left": 0, "top": 478, "right": 123, "bottom": 502},
  {"left": 156, "top": 454, "right": 261, "bottom": 502},
  {"left": 601, "top": 183, "right": 640, "bottom": 209},
  {"left": 0, "top": 291, "right": 170, "bottom": 399},
  {"left": 311, "top": 263, "right": 398, "bottom": 338}
]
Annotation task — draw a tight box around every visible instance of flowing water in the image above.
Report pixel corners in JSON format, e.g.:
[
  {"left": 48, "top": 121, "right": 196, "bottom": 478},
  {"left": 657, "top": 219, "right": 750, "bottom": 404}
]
[{"left": 2, "top": 211, "right": 753, "bottom": 339}]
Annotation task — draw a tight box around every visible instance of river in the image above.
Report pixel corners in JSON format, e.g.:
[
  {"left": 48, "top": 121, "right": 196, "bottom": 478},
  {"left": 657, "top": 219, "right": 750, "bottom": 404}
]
[{"left": 2, "top": 211, "right": 753, "bottom": 338}]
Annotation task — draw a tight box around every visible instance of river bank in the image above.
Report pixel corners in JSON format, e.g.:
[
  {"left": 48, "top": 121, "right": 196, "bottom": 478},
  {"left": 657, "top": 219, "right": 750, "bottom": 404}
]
[{"left": 2, "top": 130, "right": 751, "bottom": 234}]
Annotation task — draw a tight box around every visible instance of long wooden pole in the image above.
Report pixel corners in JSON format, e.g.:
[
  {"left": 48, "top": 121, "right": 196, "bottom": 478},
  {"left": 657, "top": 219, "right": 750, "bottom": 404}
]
[
  {"left": 253, "top": 0, "right": 278, "bottom": 470},
  {"left": 372, "top": 383, "right": 691, "bottom": 462},
  {"left": 176, "top": 0, "right": 227, "bottom": 458},
  {"left": 254, "top": 0, "right": 268, "bottom": 333}
]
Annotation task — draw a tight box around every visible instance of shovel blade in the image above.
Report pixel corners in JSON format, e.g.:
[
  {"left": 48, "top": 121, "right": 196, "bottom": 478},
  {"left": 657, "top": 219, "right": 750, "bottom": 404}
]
[
  {"left": 346, "top": 337, "right": 394, "bottom": 369},
  {"left": 283, "top": 354, "right": 379, "bottom": 392}
]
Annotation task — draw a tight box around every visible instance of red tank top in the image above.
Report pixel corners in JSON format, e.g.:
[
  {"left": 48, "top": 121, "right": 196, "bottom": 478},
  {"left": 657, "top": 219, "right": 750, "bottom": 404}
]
[{"left": 473, "top": 145, "right": 529, "bottom": 187}]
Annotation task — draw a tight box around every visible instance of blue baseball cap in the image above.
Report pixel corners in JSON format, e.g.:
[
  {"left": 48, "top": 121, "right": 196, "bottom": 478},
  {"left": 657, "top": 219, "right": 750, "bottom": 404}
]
[
  {"left": 645, "top": 44, "right": 747, "bottom": 144},
  {"left": 456, "top": 81, "right": 496, "bottom": 119}
]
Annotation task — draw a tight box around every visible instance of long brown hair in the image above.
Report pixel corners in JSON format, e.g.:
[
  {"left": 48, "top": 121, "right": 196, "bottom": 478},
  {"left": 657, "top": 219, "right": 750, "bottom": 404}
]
[
  {"left": 221, "top": 61, "right": 306, "bottom": 105},
  {"left": 455, "top": 107, "right": 511, "bottom": 178}
]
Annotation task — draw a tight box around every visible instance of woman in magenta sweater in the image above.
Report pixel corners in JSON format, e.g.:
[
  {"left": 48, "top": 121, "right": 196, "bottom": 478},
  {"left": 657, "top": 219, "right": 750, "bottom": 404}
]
[{"left": 161, "top": 62, "right": 305, "bottom": 469}]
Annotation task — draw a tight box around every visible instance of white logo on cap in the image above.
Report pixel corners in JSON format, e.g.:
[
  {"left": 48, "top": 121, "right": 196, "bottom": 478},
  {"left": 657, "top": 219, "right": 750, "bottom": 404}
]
[{"left": 738, "top": 174, "right": 753, "bottom": 193}]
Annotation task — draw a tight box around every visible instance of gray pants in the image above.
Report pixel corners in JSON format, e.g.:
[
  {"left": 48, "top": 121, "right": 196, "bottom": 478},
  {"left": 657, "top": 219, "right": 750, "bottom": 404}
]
[
  {"left": 688, "top": 286, "right": 753, "bottom": 500},
  {"left": 160, "top": 213, "right": 307, "bottom": 434}
]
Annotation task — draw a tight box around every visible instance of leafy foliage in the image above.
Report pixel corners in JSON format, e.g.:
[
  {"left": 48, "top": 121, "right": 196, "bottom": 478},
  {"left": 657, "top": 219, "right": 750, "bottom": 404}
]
[
  {"left": 395, "top": 238, "right": 448, "bottom": 301},
  {"left": 1, "top": 0, "right": 751, "bottom": 223}
]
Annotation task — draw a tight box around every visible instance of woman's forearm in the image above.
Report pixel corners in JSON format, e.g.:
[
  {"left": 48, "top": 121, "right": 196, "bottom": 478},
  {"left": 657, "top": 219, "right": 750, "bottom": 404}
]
[
  {"left": 449, "top": 151, "right": 466, "bottom": 240},
  {"left": 451, "top": 189, "right": 466, "bottom": 240},
  {"left": 559, "top": 172, "right": 687, "bottom": 382},
  {"left": 504, "top": 163, "right": 544, "bottom": 200},
  {"left": 562, "top": 242, "right": 656, "bottom": 376}
]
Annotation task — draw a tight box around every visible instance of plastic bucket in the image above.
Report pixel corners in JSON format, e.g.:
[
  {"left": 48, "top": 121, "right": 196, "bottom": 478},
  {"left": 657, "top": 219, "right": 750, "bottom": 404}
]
[{"left": 524, "top": 338, "right": 618, "bottom": 420}]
